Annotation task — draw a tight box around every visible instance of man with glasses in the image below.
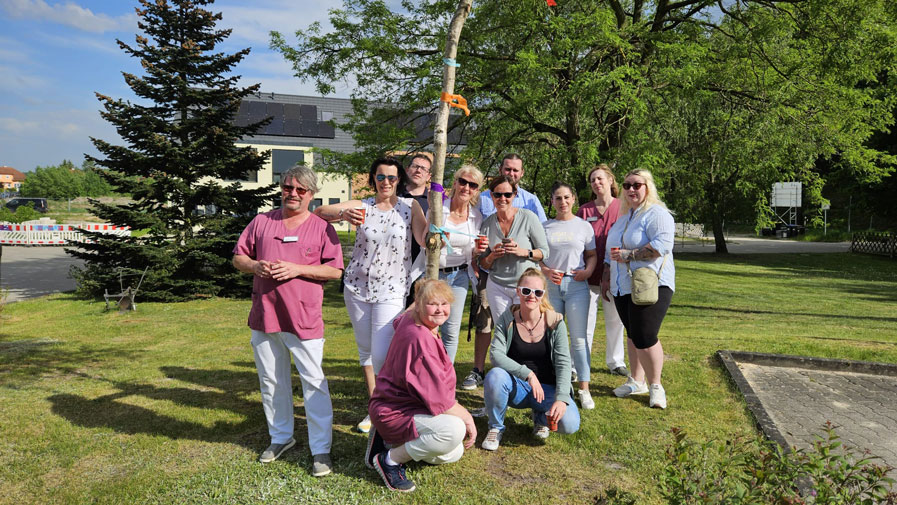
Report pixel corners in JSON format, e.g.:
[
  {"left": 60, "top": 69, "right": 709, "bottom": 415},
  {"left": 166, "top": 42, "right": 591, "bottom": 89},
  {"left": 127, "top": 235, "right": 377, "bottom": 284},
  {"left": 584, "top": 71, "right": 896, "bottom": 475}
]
[
  {"left": 232, "top": 165, "right": 344, "bottom": 477},
  {"left": 400, "top": 152, "right": 434, "bottom": 307},
  {"left": 463, "top": 154, "right": 548, "bottom": 391}
]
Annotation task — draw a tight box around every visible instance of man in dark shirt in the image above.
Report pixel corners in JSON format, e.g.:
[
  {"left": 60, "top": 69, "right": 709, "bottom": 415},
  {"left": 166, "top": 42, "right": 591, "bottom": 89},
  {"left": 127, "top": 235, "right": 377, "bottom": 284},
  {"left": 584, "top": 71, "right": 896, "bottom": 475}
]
[{"left": 400, "top": 152, "right": 433, "bottom": 307}]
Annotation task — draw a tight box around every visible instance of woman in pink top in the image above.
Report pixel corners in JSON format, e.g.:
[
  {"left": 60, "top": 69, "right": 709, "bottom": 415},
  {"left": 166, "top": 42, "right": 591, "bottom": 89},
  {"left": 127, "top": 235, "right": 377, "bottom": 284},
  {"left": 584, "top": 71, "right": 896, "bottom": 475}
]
[
  {"left": 365, "top": 279, "right": 477, "bottom": 493},
  {"left": 576, "top": 164, "right": 627, "bottom": 377}
]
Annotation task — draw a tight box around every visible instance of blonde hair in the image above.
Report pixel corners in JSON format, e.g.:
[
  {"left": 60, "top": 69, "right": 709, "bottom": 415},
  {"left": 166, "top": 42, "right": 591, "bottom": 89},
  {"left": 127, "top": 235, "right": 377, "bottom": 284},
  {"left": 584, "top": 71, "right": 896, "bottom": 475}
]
[
  {"left": 412, "top": 279, "right": 455, "bottom": 325},
  {"left": 587, "top": 164, "right": 618, "bottom": 198},
  {"left": 516, "top": 268, "right": 554, "bottom": 313},
  {"left": 450, "top": 164, "right": 484, "bottom": 205},
  {"left": 620, "top": 169, "right": 666, "bottom": 214}
]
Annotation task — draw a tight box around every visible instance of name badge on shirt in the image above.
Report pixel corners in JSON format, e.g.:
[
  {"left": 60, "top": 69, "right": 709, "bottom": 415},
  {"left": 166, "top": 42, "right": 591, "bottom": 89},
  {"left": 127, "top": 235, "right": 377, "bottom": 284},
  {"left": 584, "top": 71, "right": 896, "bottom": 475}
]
[
  {"left": 586, "top": 216, "right": 598, "bottom": 222},
  {"left": 282, "top": 236, "right": 298, "bottom": 243}
]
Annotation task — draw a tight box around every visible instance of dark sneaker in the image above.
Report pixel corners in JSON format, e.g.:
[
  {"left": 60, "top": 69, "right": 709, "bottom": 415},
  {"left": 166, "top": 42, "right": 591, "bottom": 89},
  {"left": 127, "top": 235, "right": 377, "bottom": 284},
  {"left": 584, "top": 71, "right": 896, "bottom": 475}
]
[
  {"left": 611, "top": 366, "right": 629, "bottom": 377},
  {"left": 312, "top": 453, "right": 332, "bottom": 477},
  {"left": 461, "top": 368, "right": 484, "bottom": 390},
  {"left": 258, "top": 438, "right": 296, "bottom": 463},
  {"left": 374, "top": 452, "right": 415, "bottom": 492},
  {"left": 365, "top": 428, "right": 386, "bottom": 469}
]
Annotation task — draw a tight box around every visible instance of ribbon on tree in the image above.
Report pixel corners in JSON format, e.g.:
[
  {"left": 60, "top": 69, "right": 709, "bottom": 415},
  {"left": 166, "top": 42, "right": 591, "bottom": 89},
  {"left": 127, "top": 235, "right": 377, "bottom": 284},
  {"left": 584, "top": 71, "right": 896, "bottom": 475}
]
[
  {"left": 428, "top": 223, "right": 480, "bottom": 255},
  {"left": 439, "top": 92, "right": 470, "bottom": 116},
  {"left": 442, "top": 57, "right": 460, "bottom": 67}
]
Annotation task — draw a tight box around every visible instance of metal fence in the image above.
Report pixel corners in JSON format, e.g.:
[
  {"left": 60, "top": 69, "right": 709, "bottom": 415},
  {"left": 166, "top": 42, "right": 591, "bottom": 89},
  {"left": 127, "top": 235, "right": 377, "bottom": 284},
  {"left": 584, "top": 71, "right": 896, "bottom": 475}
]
[{"left": 850, "top": 231, "right": 896, "bottom": 258}]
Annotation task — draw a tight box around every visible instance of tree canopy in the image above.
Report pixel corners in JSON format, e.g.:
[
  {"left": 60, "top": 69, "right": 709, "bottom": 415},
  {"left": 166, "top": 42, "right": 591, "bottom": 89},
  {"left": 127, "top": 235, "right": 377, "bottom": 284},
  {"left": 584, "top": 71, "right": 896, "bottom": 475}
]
[
  {"left": 273, "top": 0, "right": 897, "bottom": 247},
  {"left": 69, "top": 0, "right": 272, "bottom": 301}
]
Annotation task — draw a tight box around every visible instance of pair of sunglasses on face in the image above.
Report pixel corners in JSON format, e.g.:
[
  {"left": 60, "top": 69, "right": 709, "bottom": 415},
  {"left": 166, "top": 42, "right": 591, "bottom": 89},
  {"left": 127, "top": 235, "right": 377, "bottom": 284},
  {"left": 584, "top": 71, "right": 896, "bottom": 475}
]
[
  {"left": 517, "top": 287, "right": 544, "bottom": 298},
  {"left": 622, "top": 182, "right": 645, "bottom": 190},
  {"left": 457, "top": 177, "right": 479, "bottom": 190},
  {"left": 376, "top": 174, "right": 399, "bottom": 183},
  {"left": 492, "top": 191, "right": 516, "bottom": 199},
  {"left": 282, "top": 184, "right": 310, "bottom": 196}
]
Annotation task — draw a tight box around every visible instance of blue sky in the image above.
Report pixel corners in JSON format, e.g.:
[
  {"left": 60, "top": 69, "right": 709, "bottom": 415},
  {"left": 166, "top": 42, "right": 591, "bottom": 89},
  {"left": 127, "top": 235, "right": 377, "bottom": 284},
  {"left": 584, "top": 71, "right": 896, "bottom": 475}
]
[{"left": 0, "top": 0, "right": 352, "bottom": 172}]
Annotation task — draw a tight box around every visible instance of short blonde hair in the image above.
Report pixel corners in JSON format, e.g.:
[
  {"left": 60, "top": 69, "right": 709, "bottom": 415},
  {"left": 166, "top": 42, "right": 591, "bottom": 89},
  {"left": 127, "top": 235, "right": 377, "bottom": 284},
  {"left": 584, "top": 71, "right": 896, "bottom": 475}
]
[
  {"left": 516, "top": 268, "right": 554, "bottom": 313},
  {"left": 620, "top": 169, "right": 666, "bottom": 214},
  {"left": 412, "top": 278, "right": 455, "bottom": 324},
  {"left": 450, "top": 164, "right": 484, "bottom": 204}
]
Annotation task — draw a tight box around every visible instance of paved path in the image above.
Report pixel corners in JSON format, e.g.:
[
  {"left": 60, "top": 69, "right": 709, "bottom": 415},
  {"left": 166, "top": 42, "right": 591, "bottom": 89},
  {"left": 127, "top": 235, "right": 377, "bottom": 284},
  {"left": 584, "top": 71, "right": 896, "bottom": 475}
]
[
  {"left": 735, "top": 360, "right": 897, "bottom": 474},
  {"left": 0, "top": 246, "right": 84, "bottom": 302},
  {"left": 674, "top": 236, "right": 850, "bottom": 254}
]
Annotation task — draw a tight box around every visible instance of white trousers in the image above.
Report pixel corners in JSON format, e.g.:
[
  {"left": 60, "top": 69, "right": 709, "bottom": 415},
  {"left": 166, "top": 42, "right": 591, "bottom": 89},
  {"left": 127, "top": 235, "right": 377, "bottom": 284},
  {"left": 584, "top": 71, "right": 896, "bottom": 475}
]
[
  {"left": 343, "top": 291, "right": 405, "bottom": 373},
  {"left": 586, "top": 285, "right": 626, "bottom": 369},
  {"left": 404, "top": 413, "right": 465, "bottom": 465},
  {"left": 251, "top": 330, "right": 332, "bottom": 455},
  {"left": 486, "top": 279, "right": 519, "bottom": 324}
]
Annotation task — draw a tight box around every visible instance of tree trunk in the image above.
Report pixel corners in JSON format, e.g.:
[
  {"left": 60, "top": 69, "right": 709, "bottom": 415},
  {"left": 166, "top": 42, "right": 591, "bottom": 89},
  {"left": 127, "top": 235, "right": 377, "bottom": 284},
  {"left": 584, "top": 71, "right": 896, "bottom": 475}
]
[
  {"left": 426, "top": 0, "right": 473, "bottom": 280},
  {"left": 711, "top": 208, "right": 728, "bottom": 253}
]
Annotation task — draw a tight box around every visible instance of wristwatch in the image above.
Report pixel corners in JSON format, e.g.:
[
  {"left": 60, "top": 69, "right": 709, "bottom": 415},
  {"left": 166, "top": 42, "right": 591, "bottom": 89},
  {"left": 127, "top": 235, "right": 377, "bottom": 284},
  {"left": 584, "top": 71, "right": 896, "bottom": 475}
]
[{"left": 527, "top": 249, "right": 533, "bottom": 259}]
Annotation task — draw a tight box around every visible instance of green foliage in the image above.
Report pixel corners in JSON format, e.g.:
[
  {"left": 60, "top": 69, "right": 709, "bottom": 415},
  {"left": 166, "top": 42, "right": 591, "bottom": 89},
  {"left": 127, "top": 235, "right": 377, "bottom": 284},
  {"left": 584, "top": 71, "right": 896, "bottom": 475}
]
[
  {"left": 69, "top": 0, "right": 273, "bottom": 301},
  {"left": 20, "top": 160, "right": 115, "bottom": 200},
  {"left": 274, "top": 0, "right": 897, "bottom": 248},
  {"left": 661, "top": 425, "right": 897, "bottom": 504},
  {"left": 0, "top": 202, "right": 41, "bottom": 223}
]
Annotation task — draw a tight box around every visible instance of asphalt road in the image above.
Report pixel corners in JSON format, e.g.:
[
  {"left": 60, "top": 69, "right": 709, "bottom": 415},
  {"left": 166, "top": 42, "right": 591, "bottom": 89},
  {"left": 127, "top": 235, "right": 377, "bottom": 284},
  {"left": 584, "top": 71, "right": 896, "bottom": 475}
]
[
  {"left": 0, "top": 245, "right": 84, "bottom": 303},
  {"left": 674, "top": 236, "right": 851, "bottom": 254}
]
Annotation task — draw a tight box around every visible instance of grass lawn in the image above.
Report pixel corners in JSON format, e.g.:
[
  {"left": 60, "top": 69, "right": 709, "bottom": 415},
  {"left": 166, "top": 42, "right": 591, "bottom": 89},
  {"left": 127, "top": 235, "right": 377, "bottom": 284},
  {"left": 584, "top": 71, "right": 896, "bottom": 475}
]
[{"left": 1, "top": 252, "right": 896, "bottom": 504}]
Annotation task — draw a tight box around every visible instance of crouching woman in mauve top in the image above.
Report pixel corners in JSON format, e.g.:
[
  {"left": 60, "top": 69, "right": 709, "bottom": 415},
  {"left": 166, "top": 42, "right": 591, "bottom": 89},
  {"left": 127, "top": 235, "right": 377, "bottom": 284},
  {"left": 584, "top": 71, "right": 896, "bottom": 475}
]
[{"left": 364, "top": 279, "right": 477, "bottom": 493}]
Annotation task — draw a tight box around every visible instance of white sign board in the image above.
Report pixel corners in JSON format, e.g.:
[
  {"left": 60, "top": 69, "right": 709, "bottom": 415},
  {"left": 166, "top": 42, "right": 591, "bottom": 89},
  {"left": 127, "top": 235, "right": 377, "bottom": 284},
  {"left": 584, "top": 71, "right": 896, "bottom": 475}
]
[{"left": 771, "top": 182, "right": 801, "bottom": 207}]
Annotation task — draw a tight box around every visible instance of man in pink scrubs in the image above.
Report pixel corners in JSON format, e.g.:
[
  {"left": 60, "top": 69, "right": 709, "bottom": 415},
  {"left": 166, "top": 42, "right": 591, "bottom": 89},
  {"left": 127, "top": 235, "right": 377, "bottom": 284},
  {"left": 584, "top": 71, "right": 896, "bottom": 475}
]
[{"left": 233, "top": 165, "right": 344, "bottom": 477}]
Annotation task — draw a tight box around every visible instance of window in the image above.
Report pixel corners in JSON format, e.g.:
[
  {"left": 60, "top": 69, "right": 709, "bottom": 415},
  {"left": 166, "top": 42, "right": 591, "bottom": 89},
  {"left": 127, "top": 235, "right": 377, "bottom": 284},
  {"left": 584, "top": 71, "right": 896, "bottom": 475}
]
[
  {"left": 310, "top": 198, "right": 323, "bottom": 211},
  {"left": 328, "top": 198, "right": 340, "bottom": 205},
  {"left": 272, "top": 149, "right": 307, "bottom": 175}
]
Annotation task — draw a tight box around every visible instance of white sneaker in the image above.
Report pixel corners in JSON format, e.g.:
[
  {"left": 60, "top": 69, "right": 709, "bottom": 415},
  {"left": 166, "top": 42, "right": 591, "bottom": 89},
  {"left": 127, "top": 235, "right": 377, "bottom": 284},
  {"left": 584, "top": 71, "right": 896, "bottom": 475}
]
[
  {"left": 613, "top": 377, "right": 649, "bottom": 398},
  {"left": 356, "top": 414, "right": 372, "bottom": 433},
  {"left": 533, "top": 425, "right": 550, "bottom": 440},
  {"left": 571, "top": 369, "right": 578, "bottom": 383},
  {"left": 649, "top": 384, "right": 667, "bottom": 409},
  {"left": 481, "top": 428, "right": 502, "bottom": 451},
  {"left": 577, "top": 389, "right": 595, "bottom": 410}
]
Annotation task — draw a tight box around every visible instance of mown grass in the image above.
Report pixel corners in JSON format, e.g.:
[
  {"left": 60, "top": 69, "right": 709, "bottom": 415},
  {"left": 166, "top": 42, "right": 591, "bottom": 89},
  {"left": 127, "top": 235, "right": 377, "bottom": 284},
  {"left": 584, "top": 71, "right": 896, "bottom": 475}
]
[{"left": 1, "top": 253, "right": 896, "bottom": 504}]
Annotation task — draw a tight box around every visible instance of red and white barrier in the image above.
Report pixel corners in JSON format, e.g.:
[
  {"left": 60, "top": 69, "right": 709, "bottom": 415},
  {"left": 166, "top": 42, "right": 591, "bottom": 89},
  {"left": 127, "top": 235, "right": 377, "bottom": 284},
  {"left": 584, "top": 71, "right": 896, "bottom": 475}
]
[{"left": 0, "top": 221, "right": 131, "bottom": 246}]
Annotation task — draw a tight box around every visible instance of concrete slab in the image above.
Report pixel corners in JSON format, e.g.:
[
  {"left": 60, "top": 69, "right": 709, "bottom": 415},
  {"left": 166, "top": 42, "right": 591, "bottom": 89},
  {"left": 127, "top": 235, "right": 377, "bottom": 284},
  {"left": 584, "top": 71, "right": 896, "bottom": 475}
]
[
  {"left": 0, "top": 245, "right": 84, "bottom": 302},
  {"left": 718, "top": 351, "right": 897, "bottom": 481}
]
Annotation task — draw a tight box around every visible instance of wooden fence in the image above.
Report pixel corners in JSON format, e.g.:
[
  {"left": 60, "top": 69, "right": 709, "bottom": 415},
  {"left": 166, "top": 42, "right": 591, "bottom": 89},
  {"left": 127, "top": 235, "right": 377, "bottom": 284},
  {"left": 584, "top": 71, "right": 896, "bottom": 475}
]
[{"left": 850, "top": 232, "right": 896, "bottom": 258}]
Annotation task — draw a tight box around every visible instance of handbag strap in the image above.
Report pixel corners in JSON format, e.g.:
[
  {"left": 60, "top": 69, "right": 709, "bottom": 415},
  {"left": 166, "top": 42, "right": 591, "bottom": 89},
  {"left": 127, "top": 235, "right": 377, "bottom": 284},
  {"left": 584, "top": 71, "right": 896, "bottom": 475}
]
[{"left": 621, "top": 210, "right": 668, "bottom": 277}]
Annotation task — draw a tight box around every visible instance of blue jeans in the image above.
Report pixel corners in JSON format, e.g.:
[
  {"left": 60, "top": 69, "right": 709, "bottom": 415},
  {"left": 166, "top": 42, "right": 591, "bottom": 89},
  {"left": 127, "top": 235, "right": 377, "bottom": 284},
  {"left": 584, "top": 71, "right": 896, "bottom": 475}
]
[
  {"left": 483, "top": 368, "right": 580, "bottom": 434},
  {"left": 438, "top": 268, "right": 471, "bottom": 363},
  {"left": 547, "top": 276, "right": 592, "bottom": 382}
]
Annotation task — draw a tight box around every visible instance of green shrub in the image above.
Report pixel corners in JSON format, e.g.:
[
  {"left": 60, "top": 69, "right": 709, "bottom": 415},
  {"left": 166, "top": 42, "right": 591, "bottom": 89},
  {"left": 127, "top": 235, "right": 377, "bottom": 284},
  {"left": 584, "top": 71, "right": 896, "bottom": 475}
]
[
  {"left": 660, "top": 424, "right": 897, "bottom": 504},
  {"left": 0, "top": 203, "right": 41, "bottom": 223}
]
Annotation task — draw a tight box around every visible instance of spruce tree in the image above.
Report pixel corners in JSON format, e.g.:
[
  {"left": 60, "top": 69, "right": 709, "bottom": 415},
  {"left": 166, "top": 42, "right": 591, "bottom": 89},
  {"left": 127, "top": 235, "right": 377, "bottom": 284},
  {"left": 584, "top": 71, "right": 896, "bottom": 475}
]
[{"left": 69, "top": 0, "right": 272, "bottom": 301}]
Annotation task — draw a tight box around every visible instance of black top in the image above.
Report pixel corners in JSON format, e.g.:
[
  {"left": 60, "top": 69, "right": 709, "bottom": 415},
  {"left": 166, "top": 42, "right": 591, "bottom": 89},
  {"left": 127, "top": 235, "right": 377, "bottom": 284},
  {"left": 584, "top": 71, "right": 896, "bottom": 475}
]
[
  {"left": 508, "top": 323, "right": 555, "bottom": 386},
  {"left": 400, "top": 188, "right": 429, "bottom": 262}
]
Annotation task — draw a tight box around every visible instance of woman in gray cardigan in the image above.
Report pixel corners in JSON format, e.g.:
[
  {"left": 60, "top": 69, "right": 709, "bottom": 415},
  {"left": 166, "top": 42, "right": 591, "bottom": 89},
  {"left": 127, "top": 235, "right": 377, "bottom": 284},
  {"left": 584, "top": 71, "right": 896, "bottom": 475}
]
[{"left": 480, "top": 268, "right": 580, "bottom": 451}]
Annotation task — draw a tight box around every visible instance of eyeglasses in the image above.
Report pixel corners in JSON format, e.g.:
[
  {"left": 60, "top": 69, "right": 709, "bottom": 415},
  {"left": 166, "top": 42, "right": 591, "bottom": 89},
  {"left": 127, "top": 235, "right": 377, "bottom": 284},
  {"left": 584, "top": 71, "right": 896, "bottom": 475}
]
[
  {"left": 518, "top": 287, "right": 544, "bottom": 298},
  {"left": 376, "top": 174, "right": 399, "bottom": 183},
  {"left": 457, "top": 177, "right": 479, "bottom": 190},
  {"left": 408, "top": 163, "right": 430, "bottom": 173},
  {"left": 622, "top": 182, "right": 645, "bottom": 190},
  {"left": 492, "top": 191, "right": 515, "bottom": 199},
  {"left": 282, "top": 184, "right": 310, "bottom": 196}
]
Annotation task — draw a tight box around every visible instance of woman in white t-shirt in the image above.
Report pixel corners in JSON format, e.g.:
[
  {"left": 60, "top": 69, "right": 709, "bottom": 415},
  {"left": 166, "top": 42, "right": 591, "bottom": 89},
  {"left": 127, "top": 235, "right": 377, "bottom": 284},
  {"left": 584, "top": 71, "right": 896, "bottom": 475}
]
[
  {"left": 436, "top": 165, "right": 487, "bottom": 362},
  {"left": 540, "top": 182, "right": 598, "bottom": 410}
]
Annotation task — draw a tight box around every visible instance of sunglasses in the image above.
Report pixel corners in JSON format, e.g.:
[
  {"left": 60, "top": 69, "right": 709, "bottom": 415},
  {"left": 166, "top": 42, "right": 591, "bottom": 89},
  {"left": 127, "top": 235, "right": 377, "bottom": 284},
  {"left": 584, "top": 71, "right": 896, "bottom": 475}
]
[
  {"left": 622, "top": 182, "right": 645, "bottom": 190},
  {"left": 457, "top": 177, "right": 479, "bottom": 190},
  {"left": 376, "top": 174, "right": 399, "bottom": 183},
  {"left": 282, "top": 184, "right": 310, "bottom": 196},
  {"left": 517, "top": 287, "right": 545, "bottom": 298},
  {"left": 492, "top": 191, "right": 515, "bottom": 199}
]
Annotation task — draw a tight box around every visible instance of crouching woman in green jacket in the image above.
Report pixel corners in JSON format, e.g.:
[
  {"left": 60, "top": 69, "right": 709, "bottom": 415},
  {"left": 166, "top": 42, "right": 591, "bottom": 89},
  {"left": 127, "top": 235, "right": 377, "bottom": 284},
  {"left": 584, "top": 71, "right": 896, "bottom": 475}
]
[{"left": 480, "top": 268, "right": 580, "bottom": 451}]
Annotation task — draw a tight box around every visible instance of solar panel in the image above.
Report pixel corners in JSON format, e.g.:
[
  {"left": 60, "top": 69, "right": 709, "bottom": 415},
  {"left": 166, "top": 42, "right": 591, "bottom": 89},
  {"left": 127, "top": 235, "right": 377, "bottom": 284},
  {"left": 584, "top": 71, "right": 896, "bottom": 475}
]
[
  {"left": 300, "top": 120, "right": 319, "bottom": 137},
  {"left": 284, "top": 104, "right": 302, "bottom": 119},
  {"left": 238, "top": 101, "right": 250, "bottom": 116},
  {"left": 318, "top": 122, "right": 336, "bottom": 138},
  {"left": 300, "top": 105, "right": 317, "bottom": 120},
  {"left": 266, "top": 102, "right": 284, "bottom": 119},
  {"left": 265, "top": 119, "right": 284, "bottom": 135},
  {"left": 247, "top": 101, "right": 266, "bottom": 116},
  {"left": 283, "top": 119, "right": 301, "bottom": 136}
]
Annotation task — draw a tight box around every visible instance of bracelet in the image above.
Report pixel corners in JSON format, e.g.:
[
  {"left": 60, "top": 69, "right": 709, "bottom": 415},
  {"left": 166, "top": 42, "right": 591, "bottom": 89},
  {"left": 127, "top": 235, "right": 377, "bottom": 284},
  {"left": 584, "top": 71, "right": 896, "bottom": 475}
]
[{"left": 337, "top": 209, "right": 344, "bottom": 222}]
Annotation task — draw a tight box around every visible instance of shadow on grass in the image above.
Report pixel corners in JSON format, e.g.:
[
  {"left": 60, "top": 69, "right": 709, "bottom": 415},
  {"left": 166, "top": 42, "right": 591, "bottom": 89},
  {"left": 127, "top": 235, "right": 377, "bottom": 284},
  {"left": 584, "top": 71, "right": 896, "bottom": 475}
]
[
  {"left": 0, "top": 338, "right": 143, "bottom": 388},
  {"left": 675, "top": 303, "right": 897, "bottom": 324},
  {"left": 47, "top": 359, "right": 377, "bottom": 454}
]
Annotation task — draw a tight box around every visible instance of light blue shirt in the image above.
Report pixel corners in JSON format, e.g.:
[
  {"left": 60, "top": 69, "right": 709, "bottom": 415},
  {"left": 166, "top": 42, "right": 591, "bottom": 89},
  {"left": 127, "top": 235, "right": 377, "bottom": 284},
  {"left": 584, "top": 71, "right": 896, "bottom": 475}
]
[
  {"left": 479, "top": 187, "right": 547, "bottom": 223},
  {"left": 605, "top": 204, "right": 675, "bottom": 295}
]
